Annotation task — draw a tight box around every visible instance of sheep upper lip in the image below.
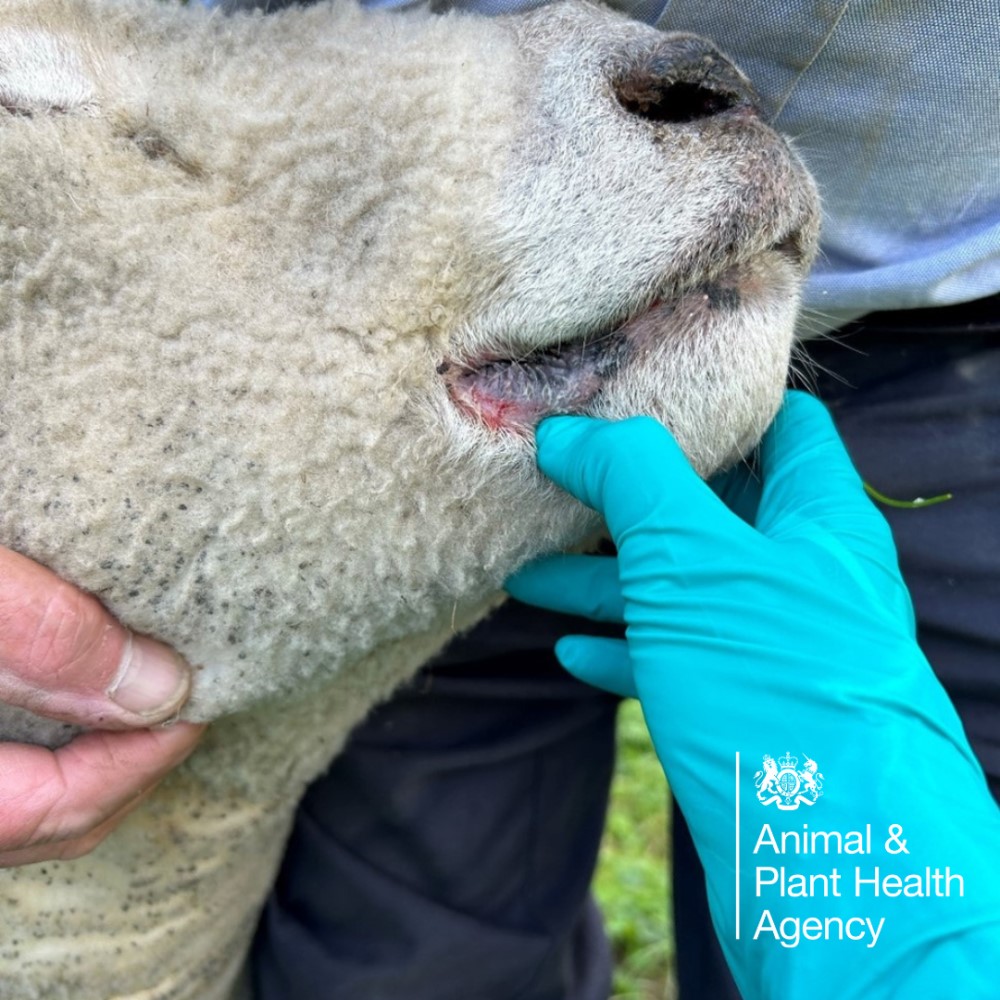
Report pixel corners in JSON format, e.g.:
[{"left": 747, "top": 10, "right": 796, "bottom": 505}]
[{"left": 437, "top": 325, "right": 627, "bottom": 382}]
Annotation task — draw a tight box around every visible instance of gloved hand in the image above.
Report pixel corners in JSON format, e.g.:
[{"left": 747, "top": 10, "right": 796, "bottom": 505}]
[{"left": 507, "top": 391, "right": 1000, "bottom": 999}]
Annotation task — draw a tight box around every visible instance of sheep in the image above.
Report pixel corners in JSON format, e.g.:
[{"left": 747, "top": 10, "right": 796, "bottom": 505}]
[{"left": 0, "top": 0, "right": 819, "bottom": 996}]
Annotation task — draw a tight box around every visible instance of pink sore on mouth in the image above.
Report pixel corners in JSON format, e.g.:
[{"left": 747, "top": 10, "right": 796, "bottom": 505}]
[
  {"left": 455, "top": 387, "right": 539, "bottom": 434},
  {"left": 441, "top": 356, "right": 610, "bottom": 436}
]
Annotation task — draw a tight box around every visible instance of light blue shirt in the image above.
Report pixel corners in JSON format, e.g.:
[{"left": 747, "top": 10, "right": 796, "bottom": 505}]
[
  {"left": 648, "top": 0, "right": 1000, "bottom": 325},
  {"left": 213, "top": 0, "right": 1000, "bottom": 324}
]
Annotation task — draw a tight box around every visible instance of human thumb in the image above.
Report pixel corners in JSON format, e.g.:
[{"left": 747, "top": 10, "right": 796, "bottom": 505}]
[{"left": 0, "top": 547, "right": 191, "bottom": 728}]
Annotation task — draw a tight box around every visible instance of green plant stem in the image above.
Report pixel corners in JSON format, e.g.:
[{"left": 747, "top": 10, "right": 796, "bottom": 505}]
[{"left": 863, "top": 483, "right": 953, "bottom": 509}]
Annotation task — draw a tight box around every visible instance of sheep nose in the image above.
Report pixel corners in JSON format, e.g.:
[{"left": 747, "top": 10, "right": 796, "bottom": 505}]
[{"left": 612, "top": 35, "right": 759, "bottom": 124}]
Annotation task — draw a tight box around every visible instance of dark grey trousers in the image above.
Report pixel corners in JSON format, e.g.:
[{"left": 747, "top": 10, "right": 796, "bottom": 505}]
[{"left": 251, "top": 602, "right": 623, "bottom": 1000}]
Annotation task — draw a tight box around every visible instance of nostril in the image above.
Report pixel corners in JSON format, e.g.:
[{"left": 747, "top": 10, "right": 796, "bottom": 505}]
[
  {"left": 613, "top": 36, "right": 758, "bottom": 126},
  {"left": 615, "top": 78, "right": 740, "bottom": 124},
  {"left": 771, "top": 232, "right": 806, "bottom": 268}
]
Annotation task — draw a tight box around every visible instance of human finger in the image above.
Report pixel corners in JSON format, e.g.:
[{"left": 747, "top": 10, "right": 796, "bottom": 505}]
[
  {"left": 0, "top": 722, "right": 205, "bottom": 859},
  {"left": 0, "top": 781, "right": 159, "bottom": 866},
  {"left": 0, "top": 547, "right": 191, "bottom": 727}
]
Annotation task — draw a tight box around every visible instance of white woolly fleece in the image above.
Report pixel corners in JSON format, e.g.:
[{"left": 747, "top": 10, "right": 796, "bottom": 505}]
[{"left": 0, "top": 1, "right": 818, "bottom": 997}]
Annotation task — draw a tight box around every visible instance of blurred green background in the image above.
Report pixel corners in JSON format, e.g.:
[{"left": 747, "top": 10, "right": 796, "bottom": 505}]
[{"left": 594, "top": 700, "right": 676, "bottom": 1000}]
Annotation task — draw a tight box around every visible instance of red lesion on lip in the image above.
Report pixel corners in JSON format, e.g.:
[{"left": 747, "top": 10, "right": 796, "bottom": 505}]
[
  {"left": 439, "top": 334, "right": 622, "bottom": 436},
  {"left": 460, "top": 387, "right": 533, "bottom": 433},
  {"left": 445, "top": 365, "right": 602, "bottom": 436}
]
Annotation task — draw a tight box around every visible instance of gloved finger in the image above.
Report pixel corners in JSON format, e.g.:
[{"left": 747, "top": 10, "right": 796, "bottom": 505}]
[
  {"left": 756, "top": 392, "right": 897, "bottom": 560},
  {"left": 0, "top": 722, "right": 205, "bottom": 859},
  {"left": 535, "top": 416, "right": 750, "bottom": 553},
  {"left": 554, "top": 635, "right": 636, "bottom": 698},
  {"left": 709, "top": 458, "right": 762, "bottom": 526},
  {"left": 0, "top": 547, "right": 192, "bottom": 728},
  {"left": 505, "top": 554, "right": 625, "bottom": 622}
]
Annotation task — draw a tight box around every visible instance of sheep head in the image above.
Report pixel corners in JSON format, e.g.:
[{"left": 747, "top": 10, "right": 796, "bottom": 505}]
[
  {"left": 0, "top": 0, "right": 819, "bottom": 733},
  {"left": 0, "top": 4, "right": 821, "bottom": 995}
]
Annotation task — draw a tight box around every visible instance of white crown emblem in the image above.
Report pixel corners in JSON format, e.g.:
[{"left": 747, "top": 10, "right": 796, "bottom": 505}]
[{"left": 754, "top": 751, "right": 823, "bottom": 810}]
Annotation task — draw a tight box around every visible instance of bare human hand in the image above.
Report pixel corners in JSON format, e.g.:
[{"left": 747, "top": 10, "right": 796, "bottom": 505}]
[{"left": 0, "top": 547, "right": 204, "bottom": 865}]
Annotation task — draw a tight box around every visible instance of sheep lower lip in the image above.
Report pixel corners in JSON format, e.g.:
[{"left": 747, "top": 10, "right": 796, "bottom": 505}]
[
  {"left": 441, "top": 278, "right": 741, "bottom": 434},
  {"left": 440, "top": 327, "right": 633, "bottom": 433}
]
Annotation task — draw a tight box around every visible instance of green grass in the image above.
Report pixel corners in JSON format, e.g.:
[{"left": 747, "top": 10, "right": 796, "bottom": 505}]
[{"left": 594, "top": 699, "right": 676, "bottom": 1000}]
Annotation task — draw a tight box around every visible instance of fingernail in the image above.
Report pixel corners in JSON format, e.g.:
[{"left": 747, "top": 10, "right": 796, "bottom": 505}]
[
  {"left": 107, "top": 634, "right": 190, "bottom": 719},
  {"left": 155, "top": 710, "right": 181, "bottom": 730}
]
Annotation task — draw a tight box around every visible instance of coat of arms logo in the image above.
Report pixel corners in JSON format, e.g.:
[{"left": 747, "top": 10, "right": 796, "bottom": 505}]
[{"left": 754, "top": 752, "right": 823, "bottom": 810}]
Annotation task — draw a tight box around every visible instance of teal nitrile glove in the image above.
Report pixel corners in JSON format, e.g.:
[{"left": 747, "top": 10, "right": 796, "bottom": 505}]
[{"left": 506, "top": 391, "right": 1000, "bottom": 999}]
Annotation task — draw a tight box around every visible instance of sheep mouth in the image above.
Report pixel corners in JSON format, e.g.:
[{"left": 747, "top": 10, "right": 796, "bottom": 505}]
[{"left": 439, "top": 269, "right": 750, "bottom": 436}]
